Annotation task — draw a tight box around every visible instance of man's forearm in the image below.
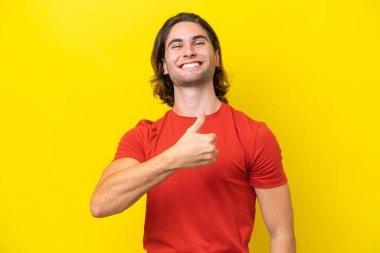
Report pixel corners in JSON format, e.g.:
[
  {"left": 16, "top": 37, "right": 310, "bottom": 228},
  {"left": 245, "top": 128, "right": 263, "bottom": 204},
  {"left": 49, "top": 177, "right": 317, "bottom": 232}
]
[
  {"left": 91, "top": 151, "right": 177, "bottom": 218},
  {"left": 271, "top": 234, "right": 296, "bottom": 253}
]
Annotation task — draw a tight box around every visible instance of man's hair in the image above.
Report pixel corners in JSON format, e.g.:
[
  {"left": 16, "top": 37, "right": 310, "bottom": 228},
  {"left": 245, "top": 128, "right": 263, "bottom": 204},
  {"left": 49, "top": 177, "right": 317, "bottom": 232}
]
[{"left": 150, "top": 12, "right": 230, "bottom": 107}]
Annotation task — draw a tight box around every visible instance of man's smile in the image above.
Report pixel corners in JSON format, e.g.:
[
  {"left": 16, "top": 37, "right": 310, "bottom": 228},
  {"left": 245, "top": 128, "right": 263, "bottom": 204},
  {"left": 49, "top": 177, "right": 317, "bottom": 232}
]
[{"left": 179, "top": 61, "right": 203, "bottom": 69}]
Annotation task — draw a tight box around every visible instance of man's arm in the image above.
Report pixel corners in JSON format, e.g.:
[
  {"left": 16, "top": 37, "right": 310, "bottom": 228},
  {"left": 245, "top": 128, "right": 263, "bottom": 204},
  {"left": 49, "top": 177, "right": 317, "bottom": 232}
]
[
  {"left": 90, "top": 155, "right": 175, "bottom": 218},
  {"left": 255, "top": 184, "right": 296, "bottom": 253},
  {"left": 90, "top": 114, "right": 217, "bottom": 218}
]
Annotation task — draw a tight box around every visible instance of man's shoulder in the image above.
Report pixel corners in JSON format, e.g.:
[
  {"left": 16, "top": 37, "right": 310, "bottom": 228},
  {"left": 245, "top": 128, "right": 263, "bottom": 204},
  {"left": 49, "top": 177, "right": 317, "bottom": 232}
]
[
  {"left": 135, "top": 119, "right": 155, "bottom": 128},
  {"left": 130, "top": 111, "right": 169, "bottom": 136},
  {"left": 225, "top": 103, "right": 262, "bottom": 129}
]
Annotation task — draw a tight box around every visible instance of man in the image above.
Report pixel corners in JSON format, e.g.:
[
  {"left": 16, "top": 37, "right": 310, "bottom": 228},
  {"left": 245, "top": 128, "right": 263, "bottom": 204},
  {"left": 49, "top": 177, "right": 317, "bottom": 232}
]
[{"left": 90, "top": 12, "right": 295, "bottom": 253}]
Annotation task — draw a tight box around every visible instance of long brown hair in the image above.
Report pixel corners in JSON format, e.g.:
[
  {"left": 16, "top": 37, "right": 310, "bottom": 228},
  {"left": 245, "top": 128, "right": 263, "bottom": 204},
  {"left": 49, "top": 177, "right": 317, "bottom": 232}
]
[{"left": 150, "top": 13, "right": 230, "bottom": 107}]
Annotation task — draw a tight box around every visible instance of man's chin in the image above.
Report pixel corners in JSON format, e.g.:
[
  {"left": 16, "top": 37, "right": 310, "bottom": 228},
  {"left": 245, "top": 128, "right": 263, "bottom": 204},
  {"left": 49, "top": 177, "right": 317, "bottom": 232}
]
[
  {"left": 174, "top": 74, "right": 212, "bottom": 86},
  {"left": 175, "top": 79, "right": 208, "bottom": 87}
]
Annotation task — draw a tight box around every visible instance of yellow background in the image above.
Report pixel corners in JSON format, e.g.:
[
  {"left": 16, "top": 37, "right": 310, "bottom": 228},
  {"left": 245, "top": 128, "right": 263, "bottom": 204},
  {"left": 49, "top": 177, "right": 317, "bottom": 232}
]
[{"left": 1, "top": 0, "right": 379, "bottom": 252}]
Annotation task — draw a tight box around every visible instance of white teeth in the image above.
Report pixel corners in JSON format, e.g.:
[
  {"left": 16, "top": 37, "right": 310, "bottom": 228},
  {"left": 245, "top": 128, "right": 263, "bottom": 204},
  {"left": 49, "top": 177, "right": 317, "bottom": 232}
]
[{"left": 182, "top": 62, "right": 200, "bottom": 69}]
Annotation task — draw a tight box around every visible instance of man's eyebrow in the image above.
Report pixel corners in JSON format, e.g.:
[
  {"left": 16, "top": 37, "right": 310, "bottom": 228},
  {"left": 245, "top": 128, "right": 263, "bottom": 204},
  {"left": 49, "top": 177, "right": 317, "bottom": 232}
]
[
  {"left": 192, "top": 35, "right": 209, "bottom": 41},
  {"left": 167, "top": 35, "right": 209, "bottom": 48}
]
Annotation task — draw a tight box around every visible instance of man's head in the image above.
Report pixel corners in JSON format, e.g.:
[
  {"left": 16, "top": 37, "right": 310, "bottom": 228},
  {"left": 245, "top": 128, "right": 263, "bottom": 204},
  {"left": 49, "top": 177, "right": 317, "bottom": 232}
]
[{"left": 151, "top": 12, "right": 230, "bottom": 107}]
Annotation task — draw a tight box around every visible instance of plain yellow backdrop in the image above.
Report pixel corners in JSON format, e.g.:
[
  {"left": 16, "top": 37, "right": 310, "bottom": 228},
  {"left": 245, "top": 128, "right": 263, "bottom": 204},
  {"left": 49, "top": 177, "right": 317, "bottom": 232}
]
[{"left": 1, "top": 0, "right": 379, "bottom": 252}]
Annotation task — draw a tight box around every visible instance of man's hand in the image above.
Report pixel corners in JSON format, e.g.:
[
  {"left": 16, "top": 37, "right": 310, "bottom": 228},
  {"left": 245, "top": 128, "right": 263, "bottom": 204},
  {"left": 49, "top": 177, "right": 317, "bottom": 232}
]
[{"left": 165, "top": 113, "right": 218, "bottom": 170}]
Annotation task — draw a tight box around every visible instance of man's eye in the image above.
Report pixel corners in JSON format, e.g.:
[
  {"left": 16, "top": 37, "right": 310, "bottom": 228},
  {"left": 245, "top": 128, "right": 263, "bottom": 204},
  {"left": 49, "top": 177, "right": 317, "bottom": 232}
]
[
  {"left": 194, "top": 41, "right": 205, "bottom": 46},
  {"left": 171, "top": 44, "right": 182, "bottom": 49}
]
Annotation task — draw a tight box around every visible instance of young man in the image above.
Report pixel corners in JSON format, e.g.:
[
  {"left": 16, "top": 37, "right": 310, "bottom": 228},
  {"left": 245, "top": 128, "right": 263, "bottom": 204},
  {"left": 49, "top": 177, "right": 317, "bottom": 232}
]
[{"left": 91, "top": 13, "right": 295, "bottom": 253}]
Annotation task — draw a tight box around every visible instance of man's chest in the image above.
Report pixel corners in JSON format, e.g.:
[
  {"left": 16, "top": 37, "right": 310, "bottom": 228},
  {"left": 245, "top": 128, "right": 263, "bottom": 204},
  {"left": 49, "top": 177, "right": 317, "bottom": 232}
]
[{"left": 146, "top": 122, "right": 250, "bottom": 185}]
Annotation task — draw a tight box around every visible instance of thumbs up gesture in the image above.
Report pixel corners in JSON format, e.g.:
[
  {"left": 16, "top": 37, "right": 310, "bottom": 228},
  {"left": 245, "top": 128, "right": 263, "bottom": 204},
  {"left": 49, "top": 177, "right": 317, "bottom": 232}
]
[
  {"left": 187, "top": 113, "right": 207, "bottom": 133},
  {"left": 166, "top": 113, "right": 218, "bottom": 170}
]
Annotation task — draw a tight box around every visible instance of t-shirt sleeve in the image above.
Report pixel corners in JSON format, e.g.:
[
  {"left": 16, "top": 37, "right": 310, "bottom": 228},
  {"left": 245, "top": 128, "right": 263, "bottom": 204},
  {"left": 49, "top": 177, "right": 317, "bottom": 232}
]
[
  {"left": 113, "top": 120, "right": 151, "bottom": 162},
  {"left": 249, "top": 122, "right": 288, "bottom": 188}
]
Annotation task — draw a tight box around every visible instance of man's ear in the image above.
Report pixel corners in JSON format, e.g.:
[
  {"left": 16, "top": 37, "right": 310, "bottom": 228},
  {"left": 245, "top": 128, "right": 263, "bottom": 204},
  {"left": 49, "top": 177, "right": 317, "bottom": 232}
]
[
  {"left": 215, "top": 49, "right": 220, "bottom": 67},
  {"left": 162, "top": 59, "right": 168, "bottom": 75}
]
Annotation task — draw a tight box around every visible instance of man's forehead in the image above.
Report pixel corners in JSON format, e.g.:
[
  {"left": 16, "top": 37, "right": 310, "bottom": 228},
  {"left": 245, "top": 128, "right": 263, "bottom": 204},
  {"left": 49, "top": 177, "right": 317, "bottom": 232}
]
[{"left": 165, "top": 22, "right": 210, "bottom": 44}]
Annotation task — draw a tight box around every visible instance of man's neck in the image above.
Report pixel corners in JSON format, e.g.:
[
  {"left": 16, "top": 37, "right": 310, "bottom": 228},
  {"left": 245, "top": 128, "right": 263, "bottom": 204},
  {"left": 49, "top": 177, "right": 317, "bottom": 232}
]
[{"left": 172, "top": 83, "right": 221, "bottom": 117}]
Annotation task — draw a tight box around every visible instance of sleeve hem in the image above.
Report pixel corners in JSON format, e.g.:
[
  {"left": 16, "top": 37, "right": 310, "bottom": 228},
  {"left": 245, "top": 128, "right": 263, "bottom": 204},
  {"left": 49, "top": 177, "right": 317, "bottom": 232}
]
[
  {"left": 112, "top": 153, "right": 145, "bottom": 163},
  {"left": 250, "top": 178, "right": 288, "bottom": 189}
]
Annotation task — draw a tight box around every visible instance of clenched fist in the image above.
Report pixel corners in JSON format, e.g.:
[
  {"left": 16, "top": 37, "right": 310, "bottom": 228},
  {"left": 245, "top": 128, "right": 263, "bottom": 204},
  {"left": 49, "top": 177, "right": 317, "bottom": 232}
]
[{"left": 165, "top": 113, "right": 218, "bottom": 170}]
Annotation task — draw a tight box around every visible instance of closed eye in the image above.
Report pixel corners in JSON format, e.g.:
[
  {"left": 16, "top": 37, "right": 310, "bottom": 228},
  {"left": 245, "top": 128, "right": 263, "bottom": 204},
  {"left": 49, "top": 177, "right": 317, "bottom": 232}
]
[
  {"left": 194, "top": 41, "right": 205, "bottom": 46},
  {"left": 171, "top": 44, "right": 182, "bottom": 49}
]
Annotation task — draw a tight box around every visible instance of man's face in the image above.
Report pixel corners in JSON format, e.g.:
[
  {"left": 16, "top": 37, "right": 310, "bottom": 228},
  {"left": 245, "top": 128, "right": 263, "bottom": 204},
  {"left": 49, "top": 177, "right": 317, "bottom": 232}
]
[{"left": 163, "top": 22, "right": 220, "bottom": 87}]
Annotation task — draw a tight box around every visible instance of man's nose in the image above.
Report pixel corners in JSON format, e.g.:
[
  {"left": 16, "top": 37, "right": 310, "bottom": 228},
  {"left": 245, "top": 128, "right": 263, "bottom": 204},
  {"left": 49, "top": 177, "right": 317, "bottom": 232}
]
[{"left": 183, "top": 44, "right": 196, "bottom": 57}]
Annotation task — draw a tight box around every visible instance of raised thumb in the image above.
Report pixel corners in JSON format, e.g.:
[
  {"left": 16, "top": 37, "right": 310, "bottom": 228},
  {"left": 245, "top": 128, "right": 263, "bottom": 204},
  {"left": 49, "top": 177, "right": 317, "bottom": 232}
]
[{"left": 187, "top": 112, "right": 206, "bottom": 133}]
